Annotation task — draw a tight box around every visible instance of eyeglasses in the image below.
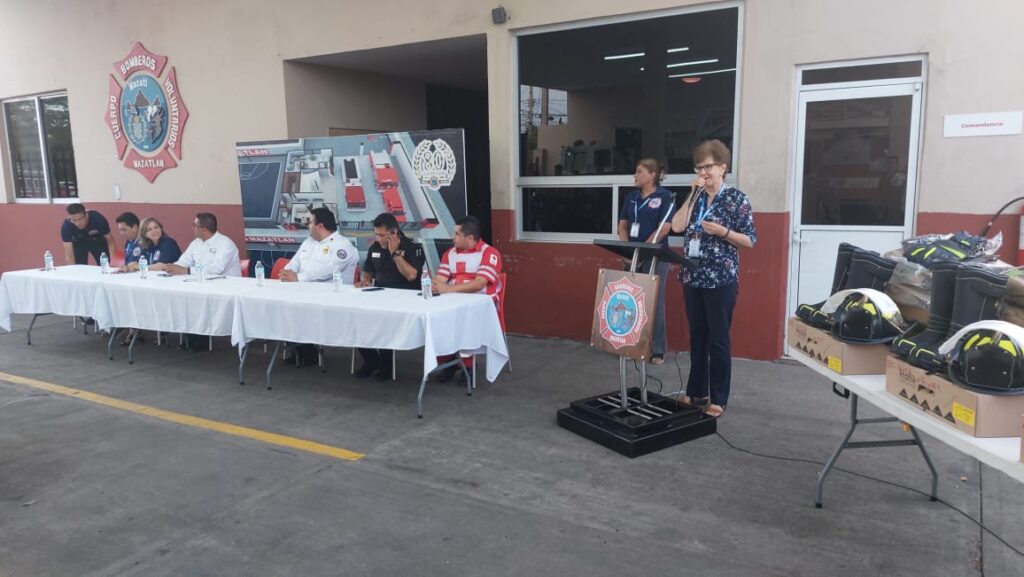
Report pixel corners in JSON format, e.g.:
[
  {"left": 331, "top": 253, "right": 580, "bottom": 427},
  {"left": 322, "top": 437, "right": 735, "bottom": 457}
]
[{"left": 694, "top": 163, "right": 719, "bottom": 173}]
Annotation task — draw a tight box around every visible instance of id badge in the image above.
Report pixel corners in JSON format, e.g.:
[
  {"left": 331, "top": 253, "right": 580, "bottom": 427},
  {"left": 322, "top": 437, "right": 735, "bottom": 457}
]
[
  {"left": 630, "top": 222, "right": 640, "bottom": 239},
  {"left": 688, "top": 237, "right": 701, "bottom": 258}
]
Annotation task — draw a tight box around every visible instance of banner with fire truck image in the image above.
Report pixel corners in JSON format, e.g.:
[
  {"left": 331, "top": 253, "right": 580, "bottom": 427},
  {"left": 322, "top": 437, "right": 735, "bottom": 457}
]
[{"left": 235, "top": 129, "right": 467, "bottom": 269}]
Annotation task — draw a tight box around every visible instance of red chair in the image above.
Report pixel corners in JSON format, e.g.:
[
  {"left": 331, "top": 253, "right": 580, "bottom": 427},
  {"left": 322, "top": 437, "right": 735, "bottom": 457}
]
[
  {"left": 239, "top": 258, "right": 251, "bottom": 278},
  {"left": 270, "top": 258, "right": 290, "bottom": 280},
  {"left": 108, "top": 249, "right": 126, "bottom": 269}
]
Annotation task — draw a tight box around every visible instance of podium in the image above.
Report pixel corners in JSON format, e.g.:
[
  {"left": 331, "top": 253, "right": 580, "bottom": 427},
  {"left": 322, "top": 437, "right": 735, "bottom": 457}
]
[{"left": 556, "top": 240, "right": 716, "bottom": 457}]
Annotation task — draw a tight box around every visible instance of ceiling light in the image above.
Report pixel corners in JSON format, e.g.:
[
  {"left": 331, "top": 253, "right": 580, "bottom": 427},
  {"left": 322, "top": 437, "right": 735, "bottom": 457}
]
[
  {"left": 666, "top": 47, "right": 690, "bottom": 53},
  {"left": 640, "top": 67, "right": 645, "bottom": 71},
  {"left": 668, "top": 67, "right": 737, "bottom": 79},
  {"left": 666, "top": 58, "right": 719, "bottom": 69},
  {"left": 604, "top": 52, "right": 645, "bottom": 60}
]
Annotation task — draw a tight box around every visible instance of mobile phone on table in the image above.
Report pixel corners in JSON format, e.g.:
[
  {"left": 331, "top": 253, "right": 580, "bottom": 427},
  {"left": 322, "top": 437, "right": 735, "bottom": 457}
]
[{"left": 361, "top": 287, "right": 384, "bottom": 292}]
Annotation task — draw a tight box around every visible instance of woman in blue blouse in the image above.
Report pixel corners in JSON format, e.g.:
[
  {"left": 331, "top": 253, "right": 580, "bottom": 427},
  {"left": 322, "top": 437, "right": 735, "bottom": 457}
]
[
  {"left": 670, "top": 140, "right": 756, "bottom": 417},
  {"left": 138, "top": 217, "right": 182, "bottom": 266}
]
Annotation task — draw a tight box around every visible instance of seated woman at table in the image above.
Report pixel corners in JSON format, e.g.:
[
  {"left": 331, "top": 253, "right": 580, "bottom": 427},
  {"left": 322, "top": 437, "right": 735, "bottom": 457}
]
[
  {"left": 137, "top": 217, "right": 182, "bottom": 269},
  {"left": 117, "top": 217, "right": 181, "bottom": 345}
]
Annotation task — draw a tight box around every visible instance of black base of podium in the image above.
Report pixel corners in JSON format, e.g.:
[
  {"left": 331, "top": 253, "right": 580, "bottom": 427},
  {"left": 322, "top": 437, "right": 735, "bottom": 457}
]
[{"left": 556, "top": 387, "right": 717, "bottom": 458}]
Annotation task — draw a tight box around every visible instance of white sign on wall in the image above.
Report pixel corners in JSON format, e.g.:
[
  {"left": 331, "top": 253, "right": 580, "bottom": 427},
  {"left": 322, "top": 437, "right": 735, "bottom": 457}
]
[{"left": 943, "top": 111, "right": 1023, "bottom": 138}]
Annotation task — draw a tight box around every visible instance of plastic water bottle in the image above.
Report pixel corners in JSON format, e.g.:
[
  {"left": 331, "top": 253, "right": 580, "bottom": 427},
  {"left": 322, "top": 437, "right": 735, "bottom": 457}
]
[
  {"left": 196, "top": 263, "right": 205, "bottom": 283},
  {"left": 139, "top": 255, "right": 149, "bottom": 279},
  {"left": 255, "top": 261, "right": 265, "bottom": 287},
  {"left": 421, "top": 265, "right": 432, "bottom": 300},
  {"left": 100, "top": 253, "right": 109, "bottom": 274},
  {"left": 43, "top": 250, "right": 54, "bottom": 272},
  {"left": 333, "top": 266, "right": 342, "bottom": 292}
]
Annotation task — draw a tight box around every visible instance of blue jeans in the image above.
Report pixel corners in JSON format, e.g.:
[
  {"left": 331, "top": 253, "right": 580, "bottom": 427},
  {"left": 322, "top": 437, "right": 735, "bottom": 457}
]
[{"left": 684, "top": 282, "right": 738, "bottom": 406}]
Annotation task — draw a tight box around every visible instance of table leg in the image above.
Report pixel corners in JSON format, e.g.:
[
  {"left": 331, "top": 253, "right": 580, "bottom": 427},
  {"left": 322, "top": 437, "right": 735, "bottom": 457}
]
[
  {"left": 127, "top": 331, "right": 140, "bottom": 365},
  {"left": 238, "top": 345, "right": 248, "bottom": 385},
  {"left": 265, "top": 342, "right": 281, "bottom": 390},
  {"left": 107, "top": 329, "right": 118, "bottom": 360},
  {"left": 816, "top": 392, "right": 940, "bottom": 508},
  {"left": 27, "top": 313, "right": 48, "bottom": 345}
]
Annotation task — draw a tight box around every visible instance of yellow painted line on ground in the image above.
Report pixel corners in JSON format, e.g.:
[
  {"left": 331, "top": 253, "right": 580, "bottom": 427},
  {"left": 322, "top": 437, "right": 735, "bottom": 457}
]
[{"left": 0, "top": 371, "right": 364, "bottom": 461}]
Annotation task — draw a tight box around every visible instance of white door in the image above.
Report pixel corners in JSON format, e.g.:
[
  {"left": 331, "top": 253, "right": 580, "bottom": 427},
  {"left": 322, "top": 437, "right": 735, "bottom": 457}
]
[{"left": 787, "top": 82, "right": 923, "bottom": 343}]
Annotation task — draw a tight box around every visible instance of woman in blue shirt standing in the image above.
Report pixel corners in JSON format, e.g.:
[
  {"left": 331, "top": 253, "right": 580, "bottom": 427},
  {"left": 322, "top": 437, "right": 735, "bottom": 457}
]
[
  {"left": 670, "top": 140, "right": 756, "bottom": 418},
  {"left": 617, "top": 158, "right": 675, "bottom": 365}
]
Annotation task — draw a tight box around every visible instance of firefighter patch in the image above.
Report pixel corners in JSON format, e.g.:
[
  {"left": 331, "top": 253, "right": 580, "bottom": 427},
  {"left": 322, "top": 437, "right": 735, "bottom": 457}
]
[
  {"left": 336, "top": 249, "right": 348, "bottom": 260},
  {"left": 649, "top": 198, "right": 662, "bottom": 209},
  {"left": 132, "top": 247, "right": 141, "bottom": 257}
]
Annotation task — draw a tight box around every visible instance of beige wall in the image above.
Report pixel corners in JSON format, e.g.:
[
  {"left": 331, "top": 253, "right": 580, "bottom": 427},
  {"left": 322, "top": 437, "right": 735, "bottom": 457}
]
[
  {"left": 1, "top": 0, "right": 1022, "bottom": 215},
  {"left": 282, "top": 62, "right": 426, "bottom": 138}
]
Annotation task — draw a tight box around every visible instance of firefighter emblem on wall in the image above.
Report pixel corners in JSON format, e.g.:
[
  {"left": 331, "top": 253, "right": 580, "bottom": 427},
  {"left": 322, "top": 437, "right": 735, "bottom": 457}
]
[{"left": 104, "top": 42, "right": 189, "bottom": 183}]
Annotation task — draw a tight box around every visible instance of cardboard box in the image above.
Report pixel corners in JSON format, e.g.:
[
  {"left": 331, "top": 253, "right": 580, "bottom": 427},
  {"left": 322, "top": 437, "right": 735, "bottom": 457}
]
[
  {"left": 787, "top": 317, "right": 889, "bottom": 375},
  {"left": 885, "top": 356, "right": 1024, "bottom": 438}
]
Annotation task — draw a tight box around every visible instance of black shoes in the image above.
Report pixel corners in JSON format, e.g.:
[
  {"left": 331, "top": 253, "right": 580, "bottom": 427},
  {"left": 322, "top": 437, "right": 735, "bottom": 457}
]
[{"left": 354, "top": 362, "right": 379, "bottom": 378}]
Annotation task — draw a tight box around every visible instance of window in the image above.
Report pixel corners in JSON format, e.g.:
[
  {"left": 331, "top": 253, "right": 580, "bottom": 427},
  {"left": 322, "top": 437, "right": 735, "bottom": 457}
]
[
  {"left": 3, "top": 93, "right": 78, "bottom": 202},
  {"left": 515, "top": 4, "right": 742, "bottom": 241}
]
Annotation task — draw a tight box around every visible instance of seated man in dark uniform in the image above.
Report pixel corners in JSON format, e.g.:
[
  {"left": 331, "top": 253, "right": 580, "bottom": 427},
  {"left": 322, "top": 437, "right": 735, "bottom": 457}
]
[
  {"left": 354, "top": 212, "right": 426, "bottom": 380},
  {"left": 61, "top": 203, "right": 116, "bottom": 265}
]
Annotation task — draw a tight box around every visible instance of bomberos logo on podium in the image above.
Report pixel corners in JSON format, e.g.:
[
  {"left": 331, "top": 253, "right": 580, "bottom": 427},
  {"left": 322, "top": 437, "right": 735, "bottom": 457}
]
[{"left": 592, "top": 269, "right": 656, "bottom": 360}]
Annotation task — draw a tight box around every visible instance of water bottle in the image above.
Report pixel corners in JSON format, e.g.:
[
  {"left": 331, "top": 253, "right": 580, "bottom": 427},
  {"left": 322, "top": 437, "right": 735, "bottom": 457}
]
[
  {"left": 255, "top": 261, "right": 265, "bottom": 287},
  {"left": 43, "top": 250, "right": 54, "bottom": 272},
  {"left": 100, "top": 253, "right": 109, "bottom": 274},
  {"left": 139, "top": 255, "right": 149, "bottom": 279},
  {"left": 196, "top": 263, "right": 205, "bottom": 283},
  {"left": 421, "top": 265, "right": 432, "bottom": 300},
  {"left": 332, "top": 266, "right": 342, "bottom": 292}
]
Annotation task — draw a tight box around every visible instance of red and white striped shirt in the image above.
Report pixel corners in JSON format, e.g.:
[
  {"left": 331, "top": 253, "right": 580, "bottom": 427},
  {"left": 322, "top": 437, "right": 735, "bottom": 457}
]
[{"left": 438, "top": 240, "right": 503, "bottom": 297}]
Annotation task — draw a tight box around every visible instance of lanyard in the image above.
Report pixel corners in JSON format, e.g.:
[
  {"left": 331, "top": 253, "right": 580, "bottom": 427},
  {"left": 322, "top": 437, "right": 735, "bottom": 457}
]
[
  {"left": 632, "top": 193, "right": 655, "bottom": 219},
  {"left": 693, "top": 187, "right": 727, "bottom": 230}
]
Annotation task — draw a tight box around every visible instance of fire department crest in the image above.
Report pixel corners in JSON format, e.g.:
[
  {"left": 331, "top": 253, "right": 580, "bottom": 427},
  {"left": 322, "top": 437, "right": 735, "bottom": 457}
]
[
  {"left": 411, "top": 138, "right": 457, "bottom": 191},
  {"left": 104, "top": 42, "right": 189, "bottom": 183},
  {"left": 598, "top": 277, "right": 648, "bottom": 348}
]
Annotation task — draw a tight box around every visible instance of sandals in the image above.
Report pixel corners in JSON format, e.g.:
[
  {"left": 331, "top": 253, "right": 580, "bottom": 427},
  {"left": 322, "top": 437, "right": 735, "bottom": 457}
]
[
  {"left": 650, "top": 355, "right": 665, "bottom": 365},
  {"left": 704, "top": 404, "right": 726, "bottom": 418},
  {"left": 679, "top": 395, "right": 709, "bottom": 408}
]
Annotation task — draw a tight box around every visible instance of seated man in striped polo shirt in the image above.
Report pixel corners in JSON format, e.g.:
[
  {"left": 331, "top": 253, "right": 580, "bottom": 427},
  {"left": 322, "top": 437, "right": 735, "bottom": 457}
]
[{"left": 431, "top": 215, "right": 503, "bottom": 383}]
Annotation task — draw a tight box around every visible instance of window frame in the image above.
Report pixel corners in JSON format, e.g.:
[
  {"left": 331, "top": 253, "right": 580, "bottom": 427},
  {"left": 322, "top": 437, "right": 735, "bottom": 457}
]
[
  {"left": 3, "top": 91, "right": 78, "bottom": 204},
  {"left": 511, "top": 1, "right": 744, "bottom": 243}
]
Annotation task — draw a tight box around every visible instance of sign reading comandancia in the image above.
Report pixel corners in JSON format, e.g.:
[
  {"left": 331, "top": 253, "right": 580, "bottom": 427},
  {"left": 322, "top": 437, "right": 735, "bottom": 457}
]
[{"left": 104, "top": 42, "right": 189, "bottom": 183}]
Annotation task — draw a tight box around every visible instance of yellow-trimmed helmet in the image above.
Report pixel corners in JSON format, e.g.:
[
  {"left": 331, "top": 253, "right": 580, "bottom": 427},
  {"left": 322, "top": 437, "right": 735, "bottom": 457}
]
[
  {"left": 948, "top": 329, "right": 1024, "bottom": 395},
  {"left": 829, "top": 291, "right": 905, "bottom": 344}
]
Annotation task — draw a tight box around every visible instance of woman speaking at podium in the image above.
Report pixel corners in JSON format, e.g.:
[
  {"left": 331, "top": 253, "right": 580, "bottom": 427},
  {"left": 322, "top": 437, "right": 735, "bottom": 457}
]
[
  {"left": 617, "top": 158, "right": 675, "bottom": 365},
  {"left": 670, "top": 140, "right": 756, "bottom": 418}
]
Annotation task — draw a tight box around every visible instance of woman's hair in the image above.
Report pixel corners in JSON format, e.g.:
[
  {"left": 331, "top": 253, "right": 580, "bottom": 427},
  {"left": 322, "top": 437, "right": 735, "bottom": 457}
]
[
  {"left": 138, "top": 216, "right": 165, "bottom": 249},
  {"left": 635, "top": 158, "right": 664, "bottom": 185},
  {"left": 692, "top": 139, "right": 732, "bottom": 171}
]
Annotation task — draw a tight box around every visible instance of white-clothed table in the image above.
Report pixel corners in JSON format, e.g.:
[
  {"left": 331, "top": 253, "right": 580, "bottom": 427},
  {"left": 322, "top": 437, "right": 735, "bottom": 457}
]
[
  {"left": 232, "top": 283, "right": 510, "bottom": 382},
  {"left": 0, "top": 265, "right": 106, "bottom": 332},
  {"left": 92, "top": 273, "right": 263, "bottom": 336}
]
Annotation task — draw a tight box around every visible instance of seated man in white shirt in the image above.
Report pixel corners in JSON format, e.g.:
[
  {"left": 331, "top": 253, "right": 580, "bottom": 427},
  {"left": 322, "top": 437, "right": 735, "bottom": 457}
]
[
  {"left": 151, "top": 212, "right": 242, "bottom": 277},
  {"left": 149, "top": 212, "right": 242, "bottom": 352},
  {"left": 280, "top": 207, "right": 358, "bottom": 366},
  {"left": 279, "top": 208, "right": 358, "bottom": 283}
]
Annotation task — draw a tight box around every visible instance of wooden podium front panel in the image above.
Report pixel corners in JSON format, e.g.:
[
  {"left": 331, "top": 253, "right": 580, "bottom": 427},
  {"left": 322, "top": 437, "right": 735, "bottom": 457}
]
[{"left": 590, "top": 268, "right": 659, "bottom": 360}]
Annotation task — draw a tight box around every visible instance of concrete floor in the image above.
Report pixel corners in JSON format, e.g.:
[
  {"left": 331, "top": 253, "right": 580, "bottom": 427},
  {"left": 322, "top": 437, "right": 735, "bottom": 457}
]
[{"left": 0, "top": 314, "right": 1021, "bottom": 577}]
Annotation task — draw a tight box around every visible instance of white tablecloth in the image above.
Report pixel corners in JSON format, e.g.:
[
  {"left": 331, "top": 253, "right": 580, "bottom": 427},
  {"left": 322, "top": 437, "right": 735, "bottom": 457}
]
[
  {"left": 92, "top": 273, "right": 264, "bottom": 337},
  {"left": 232, "top": 283, "right": 509, "bottom": 382},
  {"left": 0, "top": 265, "right": 105, "bottom": 332}
]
